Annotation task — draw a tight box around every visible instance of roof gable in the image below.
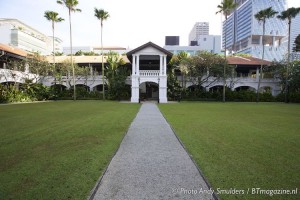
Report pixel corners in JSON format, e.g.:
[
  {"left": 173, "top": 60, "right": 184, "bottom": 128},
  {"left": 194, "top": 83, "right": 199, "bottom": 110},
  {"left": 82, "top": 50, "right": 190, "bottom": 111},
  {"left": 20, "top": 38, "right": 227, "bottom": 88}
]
[{"left": 126, "top": 42, "right": 173, "bottom": 63}]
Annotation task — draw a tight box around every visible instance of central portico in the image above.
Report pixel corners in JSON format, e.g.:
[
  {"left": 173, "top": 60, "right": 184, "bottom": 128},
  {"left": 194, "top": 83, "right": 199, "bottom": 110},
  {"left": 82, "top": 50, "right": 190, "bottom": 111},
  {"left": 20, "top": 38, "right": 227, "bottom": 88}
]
[{"left": 126, "top": 42, "right": 173, "bottom": 103}]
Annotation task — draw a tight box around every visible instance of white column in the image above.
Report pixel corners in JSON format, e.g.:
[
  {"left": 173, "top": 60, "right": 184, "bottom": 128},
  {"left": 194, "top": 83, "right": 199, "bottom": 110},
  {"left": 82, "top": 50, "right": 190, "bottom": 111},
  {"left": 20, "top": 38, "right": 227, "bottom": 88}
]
[
  {"left": 163, "top": 55, "right": 167, "bottom": 75},
  {"left": 3, "top": 62, "right": 6, "bottom": 69},
  {"left": 131, "top": 76, "right": 140, "bottom": 103},
  {"left": 259, "top": 35, "right": 263, "bottom": 45},
  {"left": 136, "top": 55, "right": 140, "bottom": 75},
  {"left": 159, "top": 76, "right": 168, "bottom": 103},
  {"left": 25, "top": 63, "right": 29, "bottom": 73},
  {"left": 256, "top": 67, "right": 259, "bottom": 81},
  {"left": 132, "top": 54, "right": 136, "bottom": 75},
  {"left": 89, "top": 65, "right": 93, "bottom": 76},
  {"left": 159, "top": 55, "right": 163, "bottom": 75}
]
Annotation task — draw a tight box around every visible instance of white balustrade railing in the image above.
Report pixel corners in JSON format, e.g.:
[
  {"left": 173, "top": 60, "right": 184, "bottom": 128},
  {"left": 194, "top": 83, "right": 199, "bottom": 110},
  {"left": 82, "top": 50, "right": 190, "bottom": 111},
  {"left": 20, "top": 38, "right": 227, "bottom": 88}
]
[{"left": 139, "top": 70, "right": 160, "bottom": 76}]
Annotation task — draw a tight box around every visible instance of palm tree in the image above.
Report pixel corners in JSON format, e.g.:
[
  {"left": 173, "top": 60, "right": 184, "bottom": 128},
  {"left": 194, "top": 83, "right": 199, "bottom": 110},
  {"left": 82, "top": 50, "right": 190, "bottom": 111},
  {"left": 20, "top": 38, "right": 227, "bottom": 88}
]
[
  {"left": 94, "top": 8, "right": 109, "bottom": 100},
  {"left": 44, "top": 11, "right": 64, "bottom": 85},
  {"left": 277, "top": 7, "right": 300, "bottom": 103},
  {"left": 216, "top": 0, "right": 238, "bottom": 102},
  {"left": 57, "top": 0, "right": 81, "bottom": 100},
  {"left": 254, "top": 7, "right": 278, "bottom": 103}
]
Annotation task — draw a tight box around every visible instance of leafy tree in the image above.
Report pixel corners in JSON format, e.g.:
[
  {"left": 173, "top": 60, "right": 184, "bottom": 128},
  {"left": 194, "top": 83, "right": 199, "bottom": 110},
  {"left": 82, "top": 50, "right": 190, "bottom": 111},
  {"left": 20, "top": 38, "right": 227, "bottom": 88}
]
[
  {"left": 54, "top": 59, "right": 89, "bottom": 90},
  {"left": 75, "top": 50, "right": 84, "bottom": 56},
  {"left": 189, "top": 51, "right": 226, "bottom": 90},
  {"left": 178, "top": 56, "right": 191, "bottom": 91},
  {"left": 293, "top": 34, "right": 300, "bottom": 52},
  {"left": 55, "top": 52, "right": 64, "bottom": 56},
  {"left": 254, "top": 7, "right": 278, "bottom": 102},
  {"left": 277, "top": 7, "right": 300, "bottom": 102},
  {"left": 168, "top": 53, "right": 188, "bottom": 99},
  {"left": 167, "top": 71, "right": 181, "bottom": 101},
  {"left": 278, "top": 7, "right": 300, "bottom": 61},
  {"left": 289, "top": 61, "right": 300, "bottom": 92},
  {"left": 7, "top": 52, "right": 51, "bottom": 84},
  {"left": 170, "top": 52, "right": 227, "bottom": 99},
  {"left": 169, "top": 52, "right": 189, "bottom": 91},
  {"left": 57, "top": 0, "right": 81, "bottom": 100},
  {"left": 105, "top": 51, "right": 128, "bottom": 100},
  {"left": 94, "top": 8, "right": 109, "bottom": 100},
  {"left": 216, "top": 0, "right": 238, "bottom": 102},
  {"left": 83, "top": 51, "right": 99, "bottom": 56},
  {"left": 3, "top": 59, "right": 26, "bottom": 90},
  {"left": 26, "top": 52, "right": 51, "bottom": 83},
  {"left": 270, "top": 60, "right": 300, "bottom": 102}
]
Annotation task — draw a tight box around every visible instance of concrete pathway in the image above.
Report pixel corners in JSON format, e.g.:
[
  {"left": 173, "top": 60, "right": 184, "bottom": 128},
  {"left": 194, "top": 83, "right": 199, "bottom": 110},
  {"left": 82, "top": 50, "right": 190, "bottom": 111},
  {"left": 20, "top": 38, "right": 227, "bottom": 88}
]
[{"left": 91, "top": 102, "right": 215, "bottom": 200}]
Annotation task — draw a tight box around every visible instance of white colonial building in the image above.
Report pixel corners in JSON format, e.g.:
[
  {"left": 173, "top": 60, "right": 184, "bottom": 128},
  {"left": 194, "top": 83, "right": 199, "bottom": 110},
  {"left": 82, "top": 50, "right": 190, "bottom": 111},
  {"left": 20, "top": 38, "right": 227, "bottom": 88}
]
[
  {"left": 1, "top": 42, "right": 282, "bottom": 102},
  {"left": 127, "top": 42, "right": 173, "bottom": 103}
]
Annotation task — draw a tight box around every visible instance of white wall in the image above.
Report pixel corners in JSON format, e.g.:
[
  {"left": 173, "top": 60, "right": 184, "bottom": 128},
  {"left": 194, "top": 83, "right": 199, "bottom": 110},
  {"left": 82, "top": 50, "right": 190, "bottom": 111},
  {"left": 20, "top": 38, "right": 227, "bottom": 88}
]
[
  {"left": 197, "top": 35, "right": 221, "bottom": 54},
  {"left": 0, "top": 24, "right": 12, "bottom": 44}
]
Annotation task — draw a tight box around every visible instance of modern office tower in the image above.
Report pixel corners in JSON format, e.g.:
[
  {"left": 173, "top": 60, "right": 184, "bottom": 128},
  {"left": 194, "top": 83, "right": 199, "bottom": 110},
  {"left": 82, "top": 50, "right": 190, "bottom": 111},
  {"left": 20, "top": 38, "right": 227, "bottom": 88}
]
[
  {"left": 290, "top": 15, "right": 300, "bottom": 51},
  {"left": 188, "top": 22, "right": 209, "bottom": 46},
  {"left": 0, "top": 18, "right": 62, "bottom": 55},
  {"left": 165, "top": 36, "right": 180, "bottom": 46},
  {"left": 286, "top": 14, "right": 300, "bottom": 60},
  {"left": 222, "top": 0, "right": 287, "bottom": 61}
]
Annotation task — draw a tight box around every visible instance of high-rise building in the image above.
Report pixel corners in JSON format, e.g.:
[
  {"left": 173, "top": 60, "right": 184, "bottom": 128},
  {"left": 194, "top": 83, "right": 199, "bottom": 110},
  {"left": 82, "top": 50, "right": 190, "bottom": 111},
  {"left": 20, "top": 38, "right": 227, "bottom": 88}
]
[
  {"left": 287, "top": 14, "right": 300, "bottom": 60},
  {"left": 188, "top": 22, "right": 209, "bottom": 46},
  {"left": 222, "top": 0, "right": 287, "bottom": 61},
  {"left": 0, "top": 18, "right": 62, "bottom": 55},
  {"left": 290, "top": 14, "right": 300, "bottom": 52},
  {"left": 165, "top": 36, "right": 180, "bottom": 46}
]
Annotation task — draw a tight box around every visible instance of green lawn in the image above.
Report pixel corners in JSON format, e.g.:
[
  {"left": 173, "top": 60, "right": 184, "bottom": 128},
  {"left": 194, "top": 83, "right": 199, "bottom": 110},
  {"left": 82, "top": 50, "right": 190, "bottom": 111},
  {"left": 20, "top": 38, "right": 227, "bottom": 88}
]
[
  {"left": 159, "top": 102, "right": 300, "bottom": 200},
  {"left": 0, "top": 101, "right": 140, "bottom": 200}
]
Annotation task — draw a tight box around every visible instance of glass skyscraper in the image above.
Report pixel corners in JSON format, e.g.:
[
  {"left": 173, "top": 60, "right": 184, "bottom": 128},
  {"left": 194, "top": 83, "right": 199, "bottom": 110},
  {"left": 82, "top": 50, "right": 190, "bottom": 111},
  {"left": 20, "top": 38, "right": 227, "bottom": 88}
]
[{"left": 223, "top": 0, "right": 287, "bottom": 61}]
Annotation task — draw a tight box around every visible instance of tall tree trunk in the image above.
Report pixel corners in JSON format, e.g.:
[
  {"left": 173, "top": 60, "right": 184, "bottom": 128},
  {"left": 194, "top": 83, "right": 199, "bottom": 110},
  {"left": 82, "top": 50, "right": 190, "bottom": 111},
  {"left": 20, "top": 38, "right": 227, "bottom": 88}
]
[
  {"left": 285, "top": 19, "right": 291, "bottom": 103},
  {"left": 223, "top": 15, "right": 228, "bottom": 102},
  {"left": 52, "top": 21, "right": 56, "bottom": 86},
  {"left": 101, "top": 21, "right": 105, "bottom": 100},
  {"left": 256, "top": 20, "right": 265, "bottom": 103},
  {"left": 69, "top": 9, "right": 76, "bottom": 100}
]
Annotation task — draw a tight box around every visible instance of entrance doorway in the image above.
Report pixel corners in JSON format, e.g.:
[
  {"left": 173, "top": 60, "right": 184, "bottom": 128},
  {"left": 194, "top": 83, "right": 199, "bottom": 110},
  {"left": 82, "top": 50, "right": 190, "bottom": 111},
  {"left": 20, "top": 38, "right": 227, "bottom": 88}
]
[{"left": 140, "top": 82, "right": 159, "bottom": 101}]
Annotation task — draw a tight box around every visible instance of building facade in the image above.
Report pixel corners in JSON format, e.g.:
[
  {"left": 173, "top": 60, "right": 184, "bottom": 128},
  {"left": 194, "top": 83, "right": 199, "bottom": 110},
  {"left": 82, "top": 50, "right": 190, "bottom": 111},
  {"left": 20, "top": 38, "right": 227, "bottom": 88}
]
[
  {"left": 223, "top": 0, "right": 287, "bottom": 61},
  {"left": 197, "top": 35, "right": 221, "bottom": 54},
  {"left": 0, "top": 18, "right": 62, "bottom": 55},
  {"left": 164, "top": 35, "right": 221, "bottom": 55},
  {"left": 1, "top": 42, "right": 282, "bottom": 102},
  {"left": 188, "top": 22, "right": 209, "bottom": 46}
]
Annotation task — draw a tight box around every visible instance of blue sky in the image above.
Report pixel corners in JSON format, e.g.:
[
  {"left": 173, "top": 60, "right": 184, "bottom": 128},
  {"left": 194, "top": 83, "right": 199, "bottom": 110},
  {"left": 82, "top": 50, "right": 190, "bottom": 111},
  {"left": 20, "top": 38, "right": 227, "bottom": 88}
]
[{"left": 0, "top": 0, "right": 299, "bottom": 49}]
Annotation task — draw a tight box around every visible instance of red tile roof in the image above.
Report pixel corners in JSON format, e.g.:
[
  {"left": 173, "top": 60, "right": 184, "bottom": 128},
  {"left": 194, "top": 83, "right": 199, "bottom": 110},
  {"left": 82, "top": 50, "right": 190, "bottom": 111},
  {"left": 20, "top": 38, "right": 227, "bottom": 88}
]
[
  {"left": 0, "top": 43, "right": 28, "bottom": 57},
  {"left": 227, "top": 56, "right": 271, "bottom": 65}
]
